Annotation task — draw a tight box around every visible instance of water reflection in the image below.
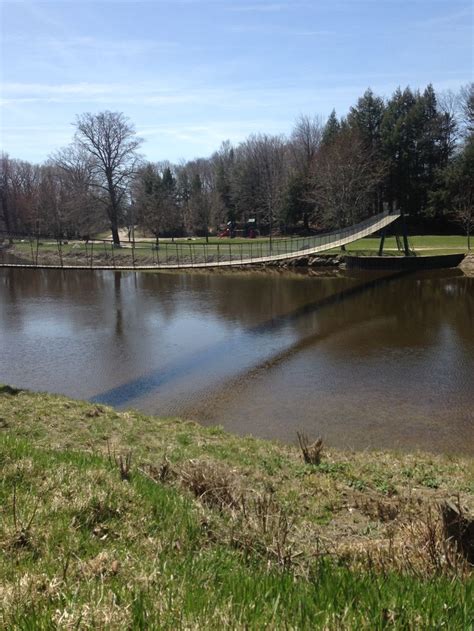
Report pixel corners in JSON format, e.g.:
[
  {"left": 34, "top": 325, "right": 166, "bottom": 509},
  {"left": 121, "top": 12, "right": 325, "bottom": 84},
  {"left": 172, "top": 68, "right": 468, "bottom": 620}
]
[{"left": 0, "top": 267, "right": 473, "bottom": 454}]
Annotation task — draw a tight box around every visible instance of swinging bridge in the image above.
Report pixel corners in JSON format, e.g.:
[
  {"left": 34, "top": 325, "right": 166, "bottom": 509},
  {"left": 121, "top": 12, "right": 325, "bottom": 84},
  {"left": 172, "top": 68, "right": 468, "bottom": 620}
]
[{"left": 0, "top": 210, "right": 401, "bottom": 270}]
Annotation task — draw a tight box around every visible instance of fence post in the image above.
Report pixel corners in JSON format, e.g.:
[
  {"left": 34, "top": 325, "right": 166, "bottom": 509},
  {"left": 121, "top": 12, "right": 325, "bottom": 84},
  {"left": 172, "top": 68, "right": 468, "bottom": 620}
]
[
  {"left": 29, "top": 237, "right": 34, "bottom": 265},
  {"left": 57, "top": 239, "right": 63, "bottom": 268}
]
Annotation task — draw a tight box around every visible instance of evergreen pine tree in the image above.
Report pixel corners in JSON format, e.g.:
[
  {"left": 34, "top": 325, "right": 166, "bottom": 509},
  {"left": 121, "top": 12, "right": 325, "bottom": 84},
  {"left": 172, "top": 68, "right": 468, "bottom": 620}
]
[{"left": 322, "top": 110, "right": 341, "bottom": 146}]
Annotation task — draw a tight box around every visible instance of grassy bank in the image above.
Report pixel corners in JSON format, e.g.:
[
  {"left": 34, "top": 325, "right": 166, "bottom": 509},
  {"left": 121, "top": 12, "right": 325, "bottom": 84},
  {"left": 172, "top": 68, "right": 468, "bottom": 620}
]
[{"left": 1, "top": 386, "right": 473, "bottom": 629}]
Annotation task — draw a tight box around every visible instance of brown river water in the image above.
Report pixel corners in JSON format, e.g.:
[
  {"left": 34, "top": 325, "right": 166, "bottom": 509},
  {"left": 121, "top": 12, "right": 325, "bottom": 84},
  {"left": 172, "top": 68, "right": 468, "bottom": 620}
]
[{"left": 1, "top": 267, "right": 473, "bottom": 454}]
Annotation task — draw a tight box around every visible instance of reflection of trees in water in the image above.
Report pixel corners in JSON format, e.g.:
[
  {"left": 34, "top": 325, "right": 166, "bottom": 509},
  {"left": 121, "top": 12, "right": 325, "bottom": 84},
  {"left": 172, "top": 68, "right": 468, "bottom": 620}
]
[
  {"left": 2, "top": 268, "right": 473, "bottom": 350},
  {"left": 114, "top": 273, "right": 123, "bottom": 338},
  {"left": 138, "top": 271, "right": 357, "bottom": 329},
  {"left": 0, "top": 269, "right": 133, "bottom": 333},
  {"left": 0, "top": 269, "right": 22, "bottom": 329},
  {"left": 1, "top": 268, "right": 103, "bottom": 302}
]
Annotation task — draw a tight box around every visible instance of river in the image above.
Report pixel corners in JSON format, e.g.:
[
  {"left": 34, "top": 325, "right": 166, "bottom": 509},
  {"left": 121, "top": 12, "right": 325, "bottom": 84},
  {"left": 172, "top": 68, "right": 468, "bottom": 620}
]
[{"left": 1, "top": 267, "right": 473, "bottom": 454}]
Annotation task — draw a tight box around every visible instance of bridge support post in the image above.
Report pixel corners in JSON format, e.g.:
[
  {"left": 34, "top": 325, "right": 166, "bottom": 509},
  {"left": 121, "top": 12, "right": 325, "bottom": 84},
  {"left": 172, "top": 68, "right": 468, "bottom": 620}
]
[
  {"left": 378, "top": 229, "right": 386, "bottom": 256},
  {"left": 400, "top": 211, "right": 410, "bottom": 256}
]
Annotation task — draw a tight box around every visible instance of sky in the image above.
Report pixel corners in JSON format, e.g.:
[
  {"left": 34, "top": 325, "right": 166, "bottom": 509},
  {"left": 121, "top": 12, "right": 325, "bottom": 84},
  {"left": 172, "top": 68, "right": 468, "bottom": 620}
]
[{"left": 0, "top": 0, "right": 472, "bottom": 164}]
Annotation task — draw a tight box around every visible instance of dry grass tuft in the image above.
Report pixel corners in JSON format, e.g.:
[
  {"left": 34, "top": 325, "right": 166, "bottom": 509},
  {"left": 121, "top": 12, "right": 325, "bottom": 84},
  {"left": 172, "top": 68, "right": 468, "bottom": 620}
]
[
  {"left": 3, "top": 484, "right": 40, "bottom": 552},
  {"left": 402, "top": 506, "right": 470, "bottom": 576},
  {"left": 346, "top": 506, "right": 471, "bottom": 578},
  {"left": 141, "top": 457, "right": 176, "bottom": 484},
  {"left": 180, "top": 459, "right": 239, "bottom": 510},
  {"left": 231, "top": 492, "right": 299, "bottom": 569},
  {"left": 297, "top": 432, "right": 323, "bottom": 465},
  {"left": 85, "top": 405, "right": 105, "bottom": 418},
  {"left": 53, "top": 590, "right": 131, "bottom": 630},
  {"left": 72, "top": 496, "right": 122, "bottom": 533},
  {"left": 441, "top": 498, "right": 474, "bottom": 564},
  {"left": 355, "top": 495, "right": 401, "bottom": 522},
  {"left": 107, "top": 442, "right": 133, "bottom": 481},
  {"left": 81, "top": 551, "right": 121, "bottom": 579},
  {"left": 116, "top": 452, "right": 132, "bottom": 481}
]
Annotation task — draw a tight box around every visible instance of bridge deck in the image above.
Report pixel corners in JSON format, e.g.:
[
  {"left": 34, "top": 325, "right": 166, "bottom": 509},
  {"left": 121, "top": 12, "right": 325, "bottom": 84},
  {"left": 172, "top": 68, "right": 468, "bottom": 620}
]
[{"left": 0, "top": 211, "right": 400, "bottom": 270}]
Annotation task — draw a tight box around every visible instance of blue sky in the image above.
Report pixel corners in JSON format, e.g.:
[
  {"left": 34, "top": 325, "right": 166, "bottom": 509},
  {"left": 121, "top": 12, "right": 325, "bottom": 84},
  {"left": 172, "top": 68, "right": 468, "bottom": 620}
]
[{"left": 1, "top": 0, "right": 472, "bottom": 163}]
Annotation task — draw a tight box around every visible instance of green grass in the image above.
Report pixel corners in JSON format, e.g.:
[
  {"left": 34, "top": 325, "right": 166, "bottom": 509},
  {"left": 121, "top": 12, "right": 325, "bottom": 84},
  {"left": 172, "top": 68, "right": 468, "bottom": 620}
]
[
  {"left": 1, "top": 437, "right": 472, "bottom": 629},
  {"left": 1, "top": 386, "right": 473, "bottom": 628},
  {"left": 331, "top": 234, "right": 470, "bottom": 256}
]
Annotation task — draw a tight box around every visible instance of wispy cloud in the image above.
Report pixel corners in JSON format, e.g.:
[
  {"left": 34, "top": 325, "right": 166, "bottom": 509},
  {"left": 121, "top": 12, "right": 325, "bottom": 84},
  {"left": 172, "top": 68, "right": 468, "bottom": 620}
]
[
  {"left": 46, "top": 36, "right": 177, "bottom": 56},
  {"left": 415, "top": 6, "right": 472, "bottom": 28},
  {"left": 4, "top": 34, "right": 178, "bottom": 56},
  {"left": 2, "top": 71, "right": 469, "bottom": 110},
  {"left": 226, "top": 2, "right": 294, "bottom": 12},
  {"left": 1, "top": 82, "right": 198, "bottom": 106},
  {"left": 229, "top": 23, "right": 334, "bottom": 36}
]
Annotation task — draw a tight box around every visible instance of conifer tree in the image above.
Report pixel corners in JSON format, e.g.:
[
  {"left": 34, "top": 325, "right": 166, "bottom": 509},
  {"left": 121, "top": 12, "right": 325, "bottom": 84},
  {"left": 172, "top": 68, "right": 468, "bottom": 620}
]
[{"left": 322, "top": 110, "right": 341, "bottom": 146}]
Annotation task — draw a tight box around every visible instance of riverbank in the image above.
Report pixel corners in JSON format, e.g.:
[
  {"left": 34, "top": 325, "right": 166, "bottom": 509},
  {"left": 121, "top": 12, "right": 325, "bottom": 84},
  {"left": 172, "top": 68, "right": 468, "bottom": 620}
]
[{"left": 1, "top": 386, "right": 472, "bottom": 628}]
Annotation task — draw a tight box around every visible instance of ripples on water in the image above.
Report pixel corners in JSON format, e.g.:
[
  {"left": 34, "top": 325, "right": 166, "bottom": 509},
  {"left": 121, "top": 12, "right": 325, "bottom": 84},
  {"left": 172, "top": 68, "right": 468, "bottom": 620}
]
[{"left": 0, "top": 267, "right": 473, "bottom": 454}]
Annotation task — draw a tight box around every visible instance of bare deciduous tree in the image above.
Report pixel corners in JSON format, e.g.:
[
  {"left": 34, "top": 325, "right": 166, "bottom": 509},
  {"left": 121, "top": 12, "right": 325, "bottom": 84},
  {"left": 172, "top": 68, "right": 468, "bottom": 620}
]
[
  {"left": 290, "top": 114, "right": 323, "bottom": 172},
  {"left": 310, "top": 130, "right": 385, "bottom": 229},
  {"left": 52, "top": 145, "right": 101, "bottom": 237},
  {"left": 241, "top": 134, "right": 288, "bottom": 244},
  {"left": 0, "top": 153, "right": 15, "bottom": 241},
  {"left": 73, "top": 111, "right": 143, "bottom": 245}
]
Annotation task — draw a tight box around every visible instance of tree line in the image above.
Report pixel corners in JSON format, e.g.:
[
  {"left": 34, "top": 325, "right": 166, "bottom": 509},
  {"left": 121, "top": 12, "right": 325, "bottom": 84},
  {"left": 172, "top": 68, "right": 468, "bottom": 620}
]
[{"left": 1, "top": 83, "right": 472, "bottom": 246}]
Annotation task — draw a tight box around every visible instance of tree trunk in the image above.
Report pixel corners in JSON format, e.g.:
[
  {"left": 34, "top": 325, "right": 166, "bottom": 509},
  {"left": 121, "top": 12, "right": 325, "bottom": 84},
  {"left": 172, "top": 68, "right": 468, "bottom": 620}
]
[
  {"left": 111, "top": 220, "right": 120, "bottom": 247},
  {"left": 1, "top": 194, "right": 14, "bottom": 244},
  {"left": 106, "top": 171, "right": 121, "bottom": 246}
]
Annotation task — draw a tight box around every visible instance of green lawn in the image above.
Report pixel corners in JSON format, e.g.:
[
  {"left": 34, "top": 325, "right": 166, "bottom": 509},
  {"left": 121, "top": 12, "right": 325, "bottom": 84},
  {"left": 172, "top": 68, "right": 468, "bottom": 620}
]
[
  {"left": 1, "top": 386, "right": 473, "bottom": 629},
  {"left": 337, "top": 235, "right": 470, "bottom": 255}
]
